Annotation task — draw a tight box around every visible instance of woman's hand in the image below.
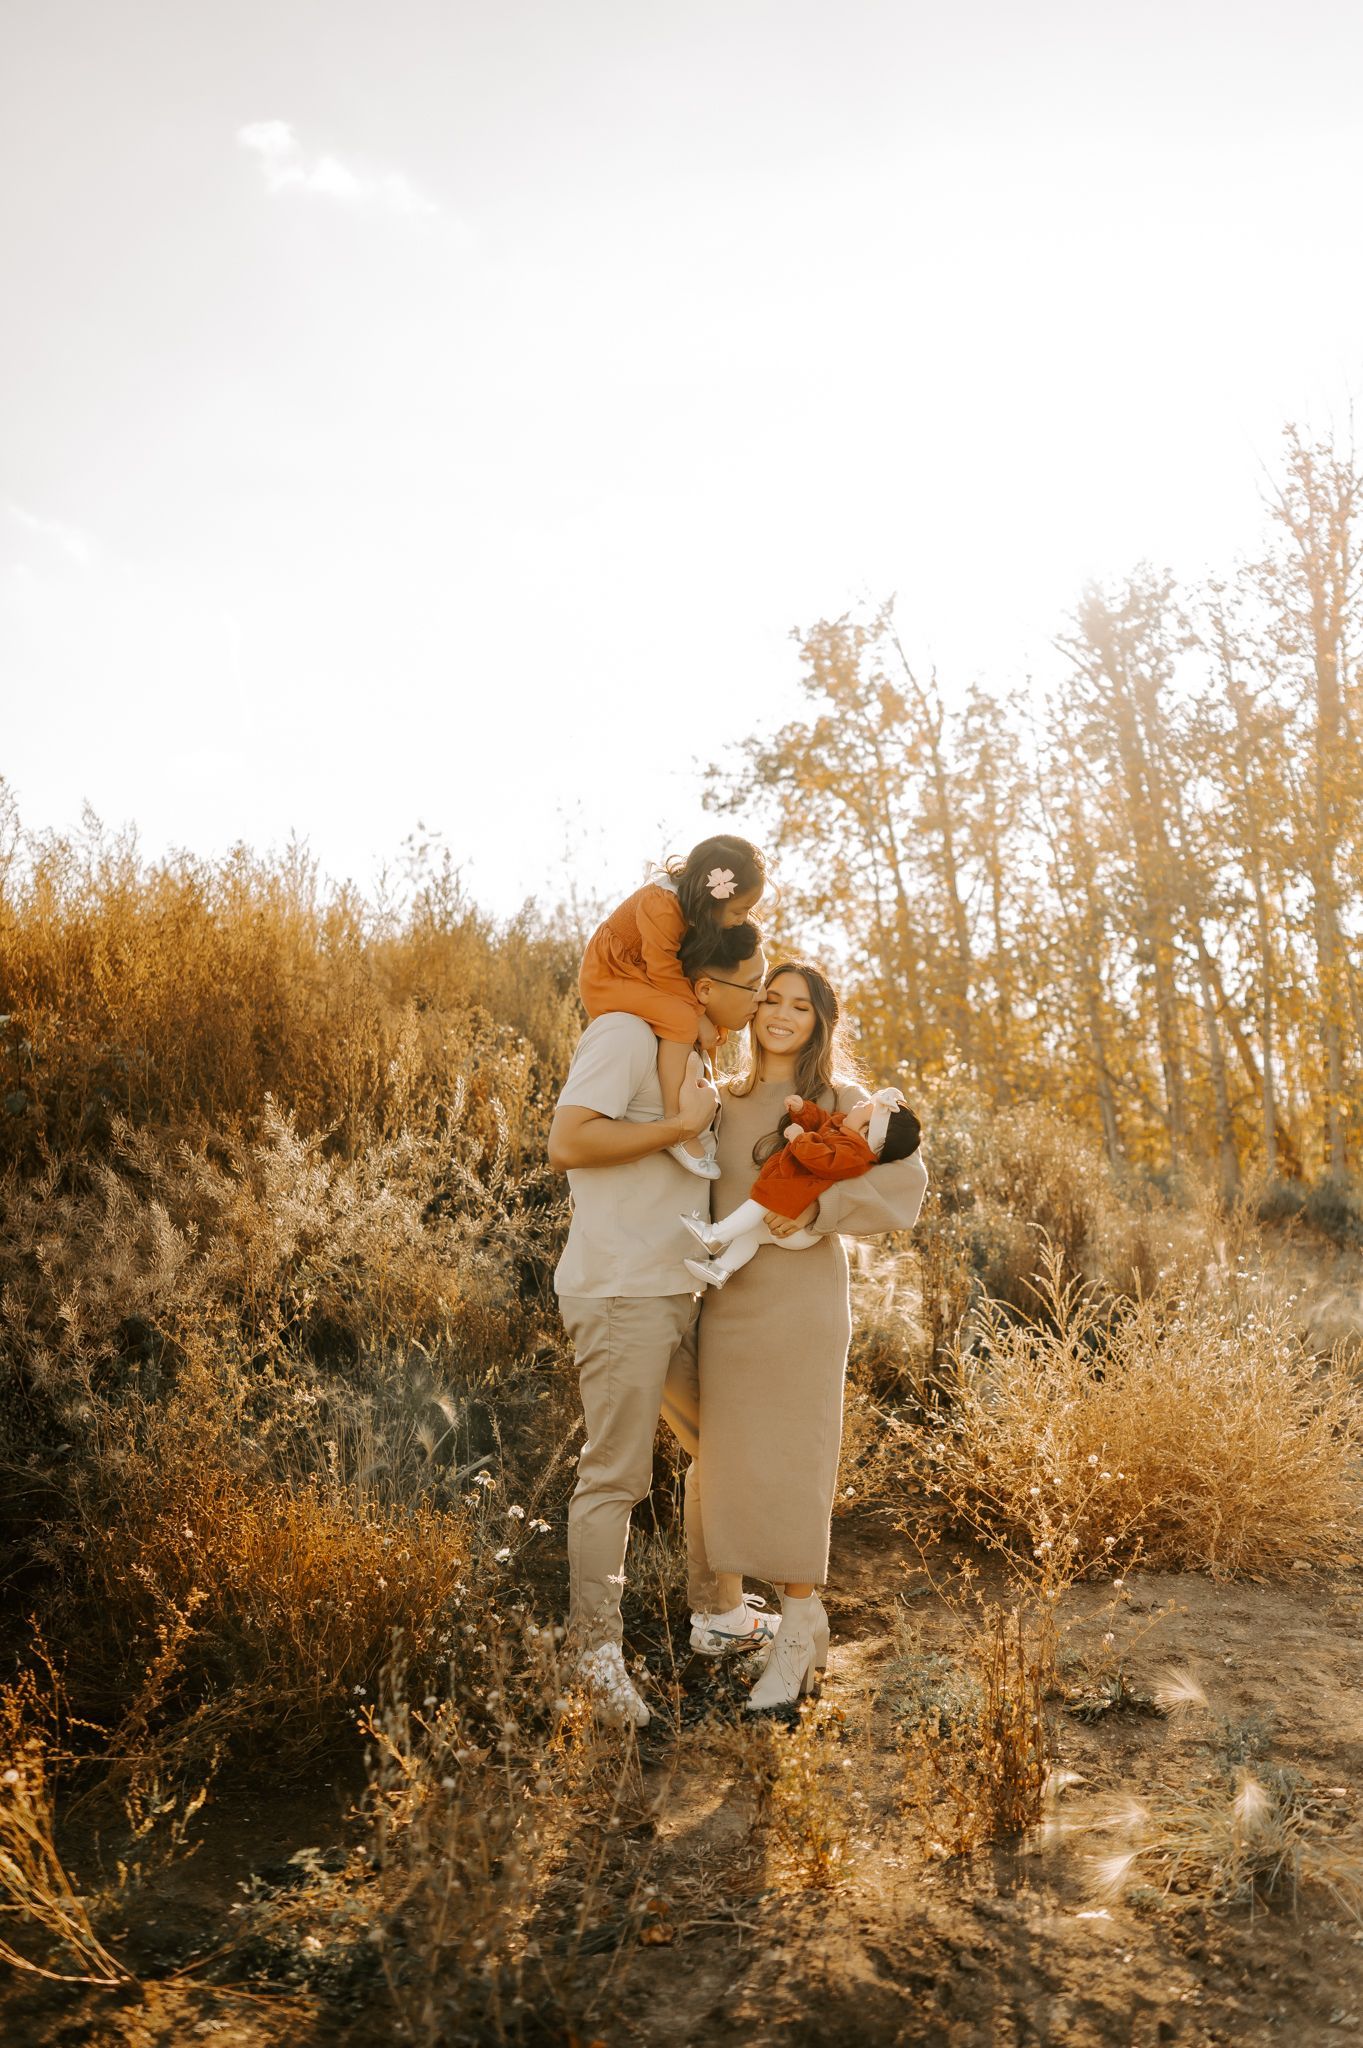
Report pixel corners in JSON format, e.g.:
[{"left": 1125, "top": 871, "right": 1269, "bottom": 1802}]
[
  {"left": 784, "top": 1094, "right": 803, "bottom": 1115},
  {"left": 765, "top": 1202, "right": 819, "bottom": 1239}
]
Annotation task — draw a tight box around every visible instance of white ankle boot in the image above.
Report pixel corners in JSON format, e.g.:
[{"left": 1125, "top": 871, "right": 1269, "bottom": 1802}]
[{"left": 746, "top": 1594, "right": 829, "bottom": 1713}]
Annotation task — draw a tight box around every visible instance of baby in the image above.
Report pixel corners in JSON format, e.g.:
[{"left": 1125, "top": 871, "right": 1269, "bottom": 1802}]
[{"left": 680, "top": 1087, "right": 921, "bottom": 1289}]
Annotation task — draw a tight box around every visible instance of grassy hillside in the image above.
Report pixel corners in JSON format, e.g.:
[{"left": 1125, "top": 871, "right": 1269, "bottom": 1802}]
[{"left": 1, "top": 822, "right": 1360, "bottom": 2043}]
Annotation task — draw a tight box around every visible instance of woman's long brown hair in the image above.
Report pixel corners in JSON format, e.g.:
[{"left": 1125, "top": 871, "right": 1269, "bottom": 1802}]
[{"left": 728, "top": 960, "right": 866, "bottom": 1164}]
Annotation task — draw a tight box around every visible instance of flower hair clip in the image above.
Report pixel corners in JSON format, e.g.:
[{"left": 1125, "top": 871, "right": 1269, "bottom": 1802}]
[{"left": 706, "top": 867, "right": 737, "bottom": 900}]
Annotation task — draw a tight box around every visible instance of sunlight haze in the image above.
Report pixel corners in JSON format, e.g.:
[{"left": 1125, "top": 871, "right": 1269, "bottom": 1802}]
[{"left": 3, "top": 0, "right": 1361, "bottom": 914}]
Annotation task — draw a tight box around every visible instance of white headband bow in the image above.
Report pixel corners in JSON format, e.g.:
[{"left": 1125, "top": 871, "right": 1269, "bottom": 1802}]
[{"left": 866, "top": 1087, "right": 907, "bottom": 1156}]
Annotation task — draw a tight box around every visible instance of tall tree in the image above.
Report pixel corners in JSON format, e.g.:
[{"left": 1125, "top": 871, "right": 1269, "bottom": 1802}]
[{"left": 1253, "top": 425, "right": 1363, "bottom": 1172}]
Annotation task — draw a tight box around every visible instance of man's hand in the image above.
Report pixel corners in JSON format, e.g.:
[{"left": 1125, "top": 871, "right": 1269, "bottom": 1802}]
[
  {"left": 677, "top": 1050, "right": 720, "bottom": 1138},
  {"left": 766, "top": 1201, "right": 818, "bottom": 1239}
]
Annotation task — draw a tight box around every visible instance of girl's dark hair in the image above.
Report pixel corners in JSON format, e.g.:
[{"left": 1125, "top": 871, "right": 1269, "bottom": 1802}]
[
  {"left": 729, "top": 959, "right": 867, "bottom": 1164},
  {"left": 664, "top": 835, "right": 766, "bottom": 927}
]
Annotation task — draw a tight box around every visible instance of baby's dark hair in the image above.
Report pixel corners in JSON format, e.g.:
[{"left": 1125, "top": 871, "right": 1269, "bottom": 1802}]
[
  {"left": 878, "top": 1104, "right": 922, "bottom": 1166},
  {"left": 666, "top": 835, "right": 766, "bottom": 927}
]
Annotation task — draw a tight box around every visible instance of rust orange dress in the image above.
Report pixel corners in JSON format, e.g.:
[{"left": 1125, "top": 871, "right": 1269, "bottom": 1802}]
[
  {"left": 748, "top": 1100, "right": 878, "bottom": 1219},
  {"left": 578, "top": 883, "right": 704, "bottom": 1047}
]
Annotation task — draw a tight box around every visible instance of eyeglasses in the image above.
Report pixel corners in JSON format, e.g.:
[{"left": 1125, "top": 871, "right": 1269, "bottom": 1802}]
[{"left": 704, "top": 974, "right": 765, "bottom": 995}]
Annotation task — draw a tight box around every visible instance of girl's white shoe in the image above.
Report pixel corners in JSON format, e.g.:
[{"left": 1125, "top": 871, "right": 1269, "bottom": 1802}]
[
  {"left": 746, "top": 1594, "right": 829, "bottom": 1714},
  {"left": 668, "top": 1133, "right": 721, "bottom": 1180}
]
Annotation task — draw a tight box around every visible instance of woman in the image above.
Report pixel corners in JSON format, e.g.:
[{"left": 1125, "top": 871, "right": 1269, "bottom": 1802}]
[{"left": 696, "top": 961, "right": 928, "bottom": 1711}]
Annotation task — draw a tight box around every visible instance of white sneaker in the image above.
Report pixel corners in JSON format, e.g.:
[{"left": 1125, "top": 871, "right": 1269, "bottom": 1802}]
[
  {"left": 575, "top": 1643, "right": 651, "bottom": 1728},
  {"left": 689, "top": 1594, "right": 778, "bottom": 1657}
]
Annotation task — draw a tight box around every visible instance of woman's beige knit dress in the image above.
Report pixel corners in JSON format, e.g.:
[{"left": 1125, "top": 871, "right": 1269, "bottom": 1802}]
[{"left": 697, "top": 1079, "right": 928, "bottom": 1588}]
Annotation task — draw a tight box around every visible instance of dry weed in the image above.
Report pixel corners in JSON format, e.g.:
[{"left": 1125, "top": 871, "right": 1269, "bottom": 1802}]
[
  {"left": 725, "top": 1701, "right": 859, "bottom": 1889},
  {"left": 1090, "top": 1765, "right": 1363, "bottom": 1919},
  {"left": 916, "top": 1240, "right": 1361, "bottom": 1578},
  {"left": 898, "top": 1602, "right": 1049, "bottom": 1858},
  {"left": 358, "top": 1633, "right": 660, "bottom": 2045}
]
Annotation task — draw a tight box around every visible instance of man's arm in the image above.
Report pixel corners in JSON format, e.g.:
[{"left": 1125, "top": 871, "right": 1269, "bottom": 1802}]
[{"left": 547, "top": 1051, "right": 718, "bottom": 1172}]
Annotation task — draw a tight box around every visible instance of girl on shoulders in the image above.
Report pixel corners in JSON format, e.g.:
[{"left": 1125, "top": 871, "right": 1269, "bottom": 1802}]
[{"left": 578, "top": 834, "right": 766, "bottom": 1177}]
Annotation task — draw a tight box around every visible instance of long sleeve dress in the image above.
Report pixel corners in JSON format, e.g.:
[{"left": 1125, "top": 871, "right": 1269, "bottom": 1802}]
[
  {"left": 577, "top": 882, "right": 703, "bottom": 1046},
  {"left": 696, "top": 1078, "right": 928, "bottom": 1588}
]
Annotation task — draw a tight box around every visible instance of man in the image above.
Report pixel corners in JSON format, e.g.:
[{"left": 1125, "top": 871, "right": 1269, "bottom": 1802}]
[{"left": 547, "top": 919, "right": 769, "bottom": 1726}]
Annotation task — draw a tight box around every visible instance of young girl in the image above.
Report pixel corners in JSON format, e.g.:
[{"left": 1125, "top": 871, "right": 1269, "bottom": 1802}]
[{"left": 578, "top": 835, "right": 766, "bottom": 1177}]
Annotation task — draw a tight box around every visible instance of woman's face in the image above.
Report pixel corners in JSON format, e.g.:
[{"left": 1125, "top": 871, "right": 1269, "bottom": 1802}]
[{"left": 754, "top": 971, "right": 818, "bottom": 1058}]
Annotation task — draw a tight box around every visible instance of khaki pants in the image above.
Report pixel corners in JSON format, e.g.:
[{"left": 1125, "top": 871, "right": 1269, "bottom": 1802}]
[{"left": 558, "top": 1292, "right": 741, "bottom": 1649}]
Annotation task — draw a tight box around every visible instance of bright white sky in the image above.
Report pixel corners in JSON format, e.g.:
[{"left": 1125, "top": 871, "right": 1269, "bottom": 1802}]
[{"left": 3, "top": 0, "right": 1361, "bottom": 917}]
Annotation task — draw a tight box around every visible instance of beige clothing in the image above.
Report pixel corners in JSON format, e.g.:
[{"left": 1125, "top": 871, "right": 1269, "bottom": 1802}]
[
  {"left": 554, "top": 1013, "right": 708, "bottom": 1299},
  {"left": 560, "top": 1292, "right": 736, "bottom": 1648},
  {"left": 697, "top": 1079, "right": 928, "bottom": 1587}
]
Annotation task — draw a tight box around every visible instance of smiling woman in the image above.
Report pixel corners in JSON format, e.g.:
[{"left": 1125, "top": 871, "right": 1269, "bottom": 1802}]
[{"left": 697, "top": 960, "right": 928, "bottom": 1713}]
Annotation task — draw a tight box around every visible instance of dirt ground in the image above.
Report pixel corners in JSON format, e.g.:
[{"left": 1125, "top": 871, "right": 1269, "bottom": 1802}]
[{"left": 5, "top": 1507, "right": 1363, "bottom": 2048}]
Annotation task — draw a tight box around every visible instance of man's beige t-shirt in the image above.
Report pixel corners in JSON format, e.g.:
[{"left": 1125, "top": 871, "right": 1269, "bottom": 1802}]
[{"left": 553, "top": 1014, "right": 707, "bottom": 1299}]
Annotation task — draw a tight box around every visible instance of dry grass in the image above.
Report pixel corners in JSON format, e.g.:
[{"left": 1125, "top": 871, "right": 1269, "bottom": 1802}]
[
  {"left": 2, "top": 808, "right": 1361, "bottom": 2037},
  {"left": 0, "top": 807, "right": 580, "bottom": 1166},
  {"left": 913, "top": 1241, "right": 1362, "bottom": 1580},
  {"left": 724, "top": 1701, "right": 860, "bottom": 1889},
  {"left": 1089, "top": 1767, "right": 1363, "bottom": 1919},
  {"left": 892, "top": 1600, "right": 1050, "bottom": 1859}
]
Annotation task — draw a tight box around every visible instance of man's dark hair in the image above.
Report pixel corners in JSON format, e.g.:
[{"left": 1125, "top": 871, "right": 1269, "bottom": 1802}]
[
  {"left": 679, "top": 917, "right": 762, "bottom": 982},
  {"left": 878, "top": 1104, "right": 922, "bottom": 1165}
]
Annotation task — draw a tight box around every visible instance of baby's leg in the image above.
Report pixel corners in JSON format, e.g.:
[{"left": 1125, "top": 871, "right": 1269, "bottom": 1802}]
[
  {"left": 710, "top": 1224, "right": 767, "bottom": 1277},
  {"left": 657, "top": 1038, "right": 709, "bottom": 1159},
  {"left": 704, "top": 1197, "right": 767, "bottom": 1248}
]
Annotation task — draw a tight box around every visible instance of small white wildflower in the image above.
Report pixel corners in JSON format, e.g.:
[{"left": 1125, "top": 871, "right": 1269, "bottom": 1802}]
[
  {"left": 1029, "top": 1484, "right": 1041, "bottom": 1497},
  {"left": 1087, "top": 1454, "right": 1098, "bottom": 1468},
  {"left": 1112, "top": 1579, "right": 1125, "bottom": 1592},
  {"left": 353, "top": 1685, "right": 367, "bottom": 1696},
  {"left": 1102, "top": 1632, "right": 1115, "bottom": 1647},
  {"left": 606, "top": 1571, "right": 627, "bottom": 1586},
  {"left": 441, "top": 1775, "right": 457, "bottom": 1790},
  {"left": 423, "top": 1695, "right": 438, "bottom": 1708},
  {"left": 494, "top": 1546, "right": 512, "bottom": 1563},
  {"left": 507, "top": 1504, "right": 526, "bottom": 1520},
  {"left": 2, "top": 1768, "right": 18, "bottom": 1786},
  {"left": 1100, "top": 1471, "right": 1112, "bottom": 1482},
  {"left": 529, "top": 1518, "right": 551, "bottom": 1535}
]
